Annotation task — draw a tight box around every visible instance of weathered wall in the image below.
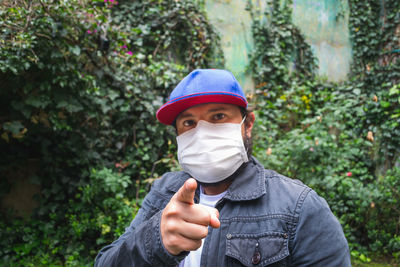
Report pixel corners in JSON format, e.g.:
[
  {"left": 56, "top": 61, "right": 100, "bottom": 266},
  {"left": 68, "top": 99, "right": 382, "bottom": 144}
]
[
  {"left": 204, "top": 0, "right": 352, "bottom": 85},
  {"left": 204, "top": 0, "right": 259, "bottom": 92},
  {"left": 292, "top": 0, "right": 351, "bottom": 81}
]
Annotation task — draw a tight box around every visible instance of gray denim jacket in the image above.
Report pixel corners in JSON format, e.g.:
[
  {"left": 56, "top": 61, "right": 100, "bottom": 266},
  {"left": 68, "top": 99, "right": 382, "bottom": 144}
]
[{"left": 95, "top": 157, "right": 351, "bottom": 266}]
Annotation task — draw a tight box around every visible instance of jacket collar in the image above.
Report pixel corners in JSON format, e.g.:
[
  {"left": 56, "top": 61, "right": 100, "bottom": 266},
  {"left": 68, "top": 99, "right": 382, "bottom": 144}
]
[
  {"left": 165, "top": 156, "right": 266, "bottom": 202},
  {"left": 223, "top": 156, "right": 266, "bottom": 201}
]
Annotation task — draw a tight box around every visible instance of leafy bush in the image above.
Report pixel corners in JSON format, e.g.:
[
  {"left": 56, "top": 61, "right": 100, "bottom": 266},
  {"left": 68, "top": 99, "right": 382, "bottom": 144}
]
[
  {"left": 0, "top": 0, "right": 222, "bottom": 265},
  {"left": 1, "top": 0, "right": 399, "bottom": 265},
  {"left": 249, "top": 0, "right": 400, "bottom": 260}
]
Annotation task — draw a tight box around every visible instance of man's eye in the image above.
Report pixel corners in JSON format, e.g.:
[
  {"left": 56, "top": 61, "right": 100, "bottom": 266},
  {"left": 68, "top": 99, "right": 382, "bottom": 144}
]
[
  {"left": 183, "top": 120, "right": 195, "bottom": 127},
  {"left": 213, "top": 113, "right": 226, "bottom": 120}
]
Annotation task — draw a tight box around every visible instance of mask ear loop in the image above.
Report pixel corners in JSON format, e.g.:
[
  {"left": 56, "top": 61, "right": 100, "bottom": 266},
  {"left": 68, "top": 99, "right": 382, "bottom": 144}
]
[
  {"left": 240, "top": 115, "right": 247, "bottom": 126},
  {"left": 240, "top": 116, "right": 251, "bottom": 159}
]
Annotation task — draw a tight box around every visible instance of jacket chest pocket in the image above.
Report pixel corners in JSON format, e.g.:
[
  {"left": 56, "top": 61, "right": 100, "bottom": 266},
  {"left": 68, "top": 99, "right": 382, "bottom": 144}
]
[{"left": 225, "top": 232, "right": 289, "bottom": 266}]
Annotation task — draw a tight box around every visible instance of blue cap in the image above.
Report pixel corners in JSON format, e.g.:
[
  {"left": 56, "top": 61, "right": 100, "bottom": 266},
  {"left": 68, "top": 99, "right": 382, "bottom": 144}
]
[{"left": 156, "top": 69, "right": 247, "bottom": 125}]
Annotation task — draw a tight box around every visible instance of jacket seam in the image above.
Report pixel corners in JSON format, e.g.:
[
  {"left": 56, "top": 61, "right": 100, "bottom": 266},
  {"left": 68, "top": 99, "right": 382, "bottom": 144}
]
[
  {"left": 294, "top": 187, "right": 312, "bottom": 217},
  {"left": 220, "top": 214, "right": 296, "bottom": 223},
  {"left": 289, "top": 187, "right": 312, "bottom": 253},
  {"left": 144, "top": 215, "right": 154, "bottom": 263}
]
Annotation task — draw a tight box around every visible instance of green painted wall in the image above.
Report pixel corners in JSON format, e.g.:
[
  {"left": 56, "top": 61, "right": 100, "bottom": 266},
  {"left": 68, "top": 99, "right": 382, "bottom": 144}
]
[
  {"left": 204, "top": 0, "right": 352, "bottom": 87},
  {"left": 292, "top": 0, "right": 351, "bottom": 81},
  {"left": 204, "top": 0, "right": 260, "bottom": 92}
]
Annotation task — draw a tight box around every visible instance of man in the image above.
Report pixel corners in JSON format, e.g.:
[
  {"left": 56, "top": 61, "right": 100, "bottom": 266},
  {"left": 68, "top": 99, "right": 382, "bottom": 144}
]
[{"left": 95, "top": 69, "right": 351, "bottom": 266}]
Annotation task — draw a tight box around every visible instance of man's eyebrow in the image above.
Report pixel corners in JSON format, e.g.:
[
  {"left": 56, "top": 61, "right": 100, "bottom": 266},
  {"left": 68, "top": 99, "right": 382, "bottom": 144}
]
[
  {"left": 178, "top": 106, "right": 229, "bottom": 120},
  {"left": 177, "top": 112, "right": 194, "bottom": 120},
  {"left": 207, "top": 107, "right": 229, "bottom": 113}
]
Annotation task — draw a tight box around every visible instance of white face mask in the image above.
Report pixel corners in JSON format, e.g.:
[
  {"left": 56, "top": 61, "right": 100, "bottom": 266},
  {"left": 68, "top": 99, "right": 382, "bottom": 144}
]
[{"left": 176, "top": 118, "right": 249, "bottom": 183}]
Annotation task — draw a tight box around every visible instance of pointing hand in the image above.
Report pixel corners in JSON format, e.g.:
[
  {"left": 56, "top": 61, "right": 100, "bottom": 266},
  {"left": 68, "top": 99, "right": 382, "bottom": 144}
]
[{"left": 160, "top": 178, "right": 220, "bottom": 255}]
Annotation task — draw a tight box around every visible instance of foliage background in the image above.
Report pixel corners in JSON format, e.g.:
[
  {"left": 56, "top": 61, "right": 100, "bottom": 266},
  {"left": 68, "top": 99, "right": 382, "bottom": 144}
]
[
  {"left": 0, "top": 0, "right": 399, "bottom": 265},
  {"left": 249, "top": 0, "right": 400, "bottom": 263}
]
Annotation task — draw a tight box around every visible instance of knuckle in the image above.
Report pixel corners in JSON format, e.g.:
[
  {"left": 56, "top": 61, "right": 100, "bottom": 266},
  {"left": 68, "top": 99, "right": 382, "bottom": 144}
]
[
  {"left": 168, "top": 222, "right": 179, "bottom": 233},
  {"left": 165, "top": 235, "right": 181, "bottom": 252},
  {"left": 168, "top": 205, "right": 178, "bottom": 216},
  {"left": 193, "top": 240, "right": 202, "bottom": 250},
  {"left": 164, "top": 219, "right": 178, "bottom": 232},
  {"left": 165, "top": 202, "right": 181, "bottom": 217},
  {"left": 200, "top": 226, "right": 208, "bottom": 238},
  {"left": 169, "top": 235, "right": 179, "bottom": 247}
]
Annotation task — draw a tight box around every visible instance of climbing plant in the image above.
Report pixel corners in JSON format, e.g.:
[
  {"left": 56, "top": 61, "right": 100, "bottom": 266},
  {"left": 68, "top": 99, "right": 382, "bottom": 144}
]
[
  {"left": 1, "top": 0, "right": 399, "bottom": 264},
  {"left": 249, "top": 0, "right": 400, "bottom": 262},
  {"left": 0, "top": 0, "right": 223, "bottom": 265}
]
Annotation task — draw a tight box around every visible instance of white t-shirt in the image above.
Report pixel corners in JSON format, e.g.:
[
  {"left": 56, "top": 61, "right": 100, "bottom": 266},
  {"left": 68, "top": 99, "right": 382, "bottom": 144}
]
[{"left": 179, "top": 187, "right": 227, "bottom": 267}]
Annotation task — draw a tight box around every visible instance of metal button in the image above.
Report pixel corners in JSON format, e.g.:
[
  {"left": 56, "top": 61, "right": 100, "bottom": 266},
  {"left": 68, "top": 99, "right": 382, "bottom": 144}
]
[
  {"left": 283, "top": 233, "right": 288, "bottom": 239},
  {"left": 226, "top": 233, "right": 232, "bottom": 239},
  {"left": 252, "top": 251, "right": 261, "bottom": 265}
]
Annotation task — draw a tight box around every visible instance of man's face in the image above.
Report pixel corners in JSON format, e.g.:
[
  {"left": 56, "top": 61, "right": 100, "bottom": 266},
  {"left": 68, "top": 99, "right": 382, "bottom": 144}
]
[{"left": 175, "top": 103, "right": 254, "bottom": 139}]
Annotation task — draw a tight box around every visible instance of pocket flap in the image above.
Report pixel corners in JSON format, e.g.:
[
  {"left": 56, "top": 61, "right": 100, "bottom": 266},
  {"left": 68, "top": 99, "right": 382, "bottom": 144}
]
[{"left": 226, "top": 232, "right": 289, "bottom": 266}]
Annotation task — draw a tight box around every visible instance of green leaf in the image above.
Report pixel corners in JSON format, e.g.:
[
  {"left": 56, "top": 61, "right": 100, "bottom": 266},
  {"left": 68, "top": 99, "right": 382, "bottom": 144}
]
[
  {"left": 25, "top": 95, "right": 50, "bottom": 108},
  {"left": 389, "top": 84, "right": 399, "bottom": 96},
  {"left": 3, "top": 121, "right": 24, "bottom": 135},
  {"left": 70, "top": 46, "right": 81, "bottom": 56},
  {"left": 380, "top": 101, "right": 390, "bottom": 108}
]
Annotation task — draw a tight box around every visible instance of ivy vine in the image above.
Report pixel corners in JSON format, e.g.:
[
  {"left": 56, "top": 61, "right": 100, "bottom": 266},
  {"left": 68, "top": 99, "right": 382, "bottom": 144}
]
[
  {"left": 0, "top": 0, "right": 223, "bottom": 265},
  {"left": 249, "top": 0, "right": 400, "bottom": 261}
]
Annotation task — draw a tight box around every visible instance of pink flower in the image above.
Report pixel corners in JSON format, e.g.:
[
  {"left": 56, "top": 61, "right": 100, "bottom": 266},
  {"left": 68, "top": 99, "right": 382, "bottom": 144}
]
[
  {"left": 121, "top": 44, "right": 127, "bottom": 49},
  {"left": 104, "top": 0, "right": 107, "bottom": 2},
  {"left": 94, "top": 29, "right": 97, "bottom": 33},
  {"left": 309, "top": 147, "right": 314, "bottom": 152},
  {"left": 346, "top": 172, "right": 352, "bottom": 177},
  {"left": 87, "top": 30, "right": 92, "bottom": 34},
  {"left": 126, "top": 51, "right": 133, "bottom": 56}
]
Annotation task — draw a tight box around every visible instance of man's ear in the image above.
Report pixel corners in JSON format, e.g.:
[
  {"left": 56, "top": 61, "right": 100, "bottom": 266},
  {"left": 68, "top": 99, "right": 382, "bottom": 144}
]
[{"left": 245, "top": 112, "right": 255, "bottom": 137}]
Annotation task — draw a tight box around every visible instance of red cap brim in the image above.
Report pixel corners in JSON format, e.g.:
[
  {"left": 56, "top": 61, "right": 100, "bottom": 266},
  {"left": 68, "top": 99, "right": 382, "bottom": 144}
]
[{"left": 156, "top": 93, "right": 247, "bottom": 125}]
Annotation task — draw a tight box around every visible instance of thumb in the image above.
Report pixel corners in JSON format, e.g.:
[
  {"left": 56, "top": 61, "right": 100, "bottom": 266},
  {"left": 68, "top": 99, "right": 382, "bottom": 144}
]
[
  {"left": 175, "top": 178, "right": 197, "bottom": 204},
  {"left": 204, "top": 206, "right": 220, "bottom": 229}
]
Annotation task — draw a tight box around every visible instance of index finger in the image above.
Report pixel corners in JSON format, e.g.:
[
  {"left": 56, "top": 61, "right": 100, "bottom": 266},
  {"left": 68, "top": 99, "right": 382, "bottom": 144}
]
[{"left": 175, "top": 178, "right": 197, "bottom": 205}]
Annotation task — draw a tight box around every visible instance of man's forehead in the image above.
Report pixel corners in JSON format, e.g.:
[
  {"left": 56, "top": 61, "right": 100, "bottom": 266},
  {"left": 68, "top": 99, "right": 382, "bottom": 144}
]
[{"left": 177, "top": 103, "right": 240, "bottom": 118}]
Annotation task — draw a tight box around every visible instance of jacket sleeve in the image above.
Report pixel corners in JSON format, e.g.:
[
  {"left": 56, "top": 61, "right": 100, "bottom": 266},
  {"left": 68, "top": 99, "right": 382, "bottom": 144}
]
[
  {"left": 290, "top": 190, "right": 351, "bottom": 266},
  {"left": 94, "top": 182, "right": 188, "bottom": 267}
]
